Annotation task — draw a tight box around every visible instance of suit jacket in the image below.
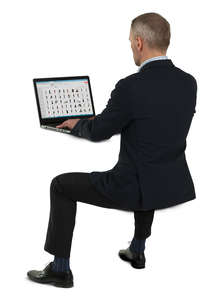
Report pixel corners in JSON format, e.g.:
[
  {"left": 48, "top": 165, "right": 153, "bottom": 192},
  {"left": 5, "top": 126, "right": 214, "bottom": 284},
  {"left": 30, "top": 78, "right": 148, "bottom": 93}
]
[{"left": 70, "top": 59, "right": 197, "bottom": 211}]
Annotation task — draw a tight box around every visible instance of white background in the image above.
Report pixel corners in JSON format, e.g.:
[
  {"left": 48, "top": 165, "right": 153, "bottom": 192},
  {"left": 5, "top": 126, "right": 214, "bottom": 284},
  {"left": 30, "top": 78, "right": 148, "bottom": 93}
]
[{"left": 1, "top": 0, "right": 217, "bottom": 298}]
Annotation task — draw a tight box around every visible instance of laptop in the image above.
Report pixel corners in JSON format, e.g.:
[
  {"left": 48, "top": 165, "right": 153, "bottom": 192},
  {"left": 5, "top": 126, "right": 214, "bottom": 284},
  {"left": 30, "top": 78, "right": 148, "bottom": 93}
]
[{"left": 33, "top": 76, "right": 96, "bottom": 134}]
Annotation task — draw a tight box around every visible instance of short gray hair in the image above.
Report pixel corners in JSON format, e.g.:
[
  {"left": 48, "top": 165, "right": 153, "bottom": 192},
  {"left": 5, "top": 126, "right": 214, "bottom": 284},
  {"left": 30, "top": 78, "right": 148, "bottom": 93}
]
[{"left": 131, "top": 12, "right": 171, "bottom": 52}]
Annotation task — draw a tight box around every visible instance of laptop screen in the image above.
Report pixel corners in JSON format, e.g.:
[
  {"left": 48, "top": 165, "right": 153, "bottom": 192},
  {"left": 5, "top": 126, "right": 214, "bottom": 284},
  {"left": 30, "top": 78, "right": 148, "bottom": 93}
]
[{"left": 34, "top": 77, "right": 94, "bottom": 120}]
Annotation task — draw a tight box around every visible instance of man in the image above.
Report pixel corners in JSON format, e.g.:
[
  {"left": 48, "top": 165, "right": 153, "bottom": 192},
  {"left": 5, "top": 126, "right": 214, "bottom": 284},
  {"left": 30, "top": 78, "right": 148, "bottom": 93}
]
[{"left": 27, "top": 12, "right": 197, "bottom": 288}]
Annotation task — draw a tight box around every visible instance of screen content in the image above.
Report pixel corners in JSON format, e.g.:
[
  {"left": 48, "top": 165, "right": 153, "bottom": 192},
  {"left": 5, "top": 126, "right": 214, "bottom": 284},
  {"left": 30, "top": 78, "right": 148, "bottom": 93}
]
[{"left": 36, "top": 78, "right": 93, "bottom": 119}]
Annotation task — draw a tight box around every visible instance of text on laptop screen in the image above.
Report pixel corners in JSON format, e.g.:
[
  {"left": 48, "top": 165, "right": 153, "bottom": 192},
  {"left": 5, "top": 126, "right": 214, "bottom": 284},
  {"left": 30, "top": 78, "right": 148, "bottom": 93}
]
[{"left": 36, "top": 79, "right": 93, "bottom": 119}]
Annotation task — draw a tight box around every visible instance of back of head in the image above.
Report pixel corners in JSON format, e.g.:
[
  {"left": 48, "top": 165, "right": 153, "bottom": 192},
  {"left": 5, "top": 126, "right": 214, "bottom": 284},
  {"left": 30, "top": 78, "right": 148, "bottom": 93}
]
[{"left": 131, "top": 12, "right": 171, "bottom": 52}]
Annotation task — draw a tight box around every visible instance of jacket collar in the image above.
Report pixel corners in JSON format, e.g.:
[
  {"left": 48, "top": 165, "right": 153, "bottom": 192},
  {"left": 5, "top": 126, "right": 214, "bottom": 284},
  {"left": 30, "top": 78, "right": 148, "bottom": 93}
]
[{"left": 138, "top": 59, "right": 175, "bottom": 72}]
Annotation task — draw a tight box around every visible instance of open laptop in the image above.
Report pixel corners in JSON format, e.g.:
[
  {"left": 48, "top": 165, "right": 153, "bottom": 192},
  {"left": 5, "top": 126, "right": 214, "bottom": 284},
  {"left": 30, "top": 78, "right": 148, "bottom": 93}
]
[{"left": 33, "top": 76, "right": 95, "bottom": 134}]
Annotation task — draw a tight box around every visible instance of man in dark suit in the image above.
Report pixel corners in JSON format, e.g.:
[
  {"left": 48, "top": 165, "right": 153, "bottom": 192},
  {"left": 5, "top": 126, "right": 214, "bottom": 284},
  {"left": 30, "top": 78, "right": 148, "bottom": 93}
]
[{"left": 27, "top": 12, "right": 197, "bottom": 287}]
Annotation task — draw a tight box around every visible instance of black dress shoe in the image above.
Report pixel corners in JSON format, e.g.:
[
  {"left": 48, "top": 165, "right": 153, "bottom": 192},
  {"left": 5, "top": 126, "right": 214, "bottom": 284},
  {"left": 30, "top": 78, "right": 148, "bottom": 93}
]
[
  {"left": 118, "top": 246, "right": 146, "bottom": 269},
  {"left": 27, "top": 262, "right": 74, "bottom": 288}
]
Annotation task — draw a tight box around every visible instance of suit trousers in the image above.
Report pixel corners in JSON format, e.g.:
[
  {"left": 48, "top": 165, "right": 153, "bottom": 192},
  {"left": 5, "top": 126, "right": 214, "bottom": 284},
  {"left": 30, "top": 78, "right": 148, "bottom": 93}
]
[{"left": 44, "top": 172, "right": 155, "bottom": 258}]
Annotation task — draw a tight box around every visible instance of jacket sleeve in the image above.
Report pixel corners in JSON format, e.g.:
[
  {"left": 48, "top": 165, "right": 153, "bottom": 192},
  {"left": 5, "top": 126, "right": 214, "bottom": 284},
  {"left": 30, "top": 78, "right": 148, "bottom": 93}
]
[{"left": 69, "top": 78, "right": 133, "bottom": 142}]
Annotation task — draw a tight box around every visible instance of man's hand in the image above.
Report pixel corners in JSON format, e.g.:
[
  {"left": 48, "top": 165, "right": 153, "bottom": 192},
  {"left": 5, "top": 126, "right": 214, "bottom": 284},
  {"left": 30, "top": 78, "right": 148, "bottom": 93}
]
[
  {"left": 56, "top": 116, "right": 95, "bottom": 130},
  {"left": 56, "top": 118, "right": 81, "bottom": 130}
]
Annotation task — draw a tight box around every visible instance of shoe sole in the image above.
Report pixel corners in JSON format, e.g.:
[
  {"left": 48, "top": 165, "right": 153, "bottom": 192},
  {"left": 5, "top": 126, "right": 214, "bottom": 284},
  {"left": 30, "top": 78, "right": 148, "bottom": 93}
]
[
  {"left": 54, "top": 281, "right": 74, "bottom": 288},
  {"left": 118, "top": 252, "right": 145, "bottom": 269},
  {"left": 27, "top": 273, "right": 74, "bottom": 288}
]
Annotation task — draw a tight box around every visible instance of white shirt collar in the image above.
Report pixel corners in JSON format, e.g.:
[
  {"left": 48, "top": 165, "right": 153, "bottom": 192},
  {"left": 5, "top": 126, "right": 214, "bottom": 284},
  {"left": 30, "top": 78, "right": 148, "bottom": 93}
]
[{"left": 138, "top": 55, "right": 168, "bottom": 72}]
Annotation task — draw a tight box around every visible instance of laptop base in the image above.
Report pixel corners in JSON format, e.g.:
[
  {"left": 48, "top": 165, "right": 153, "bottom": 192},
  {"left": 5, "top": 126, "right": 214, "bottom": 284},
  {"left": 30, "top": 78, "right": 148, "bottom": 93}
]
[{"left": 41, "top": 125, "right": 71, "bottom": 134}]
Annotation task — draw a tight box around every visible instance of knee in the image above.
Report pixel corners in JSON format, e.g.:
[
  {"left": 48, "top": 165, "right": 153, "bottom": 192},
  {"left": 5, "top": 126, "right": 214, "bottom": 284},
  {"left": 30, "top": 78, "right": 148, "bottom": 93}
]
[{"left": 50, "top": 175, "right": 64, "bottom": 194}]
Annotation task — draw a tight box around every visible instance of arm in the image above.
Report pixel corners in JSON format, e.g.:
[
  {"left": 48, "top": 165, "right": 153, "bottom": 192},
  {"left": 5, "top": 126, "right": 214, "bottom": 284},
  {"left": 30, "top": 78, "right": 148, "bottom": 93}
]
[{"left": 70, "top": 78, "right": 133, "bottom": 142}]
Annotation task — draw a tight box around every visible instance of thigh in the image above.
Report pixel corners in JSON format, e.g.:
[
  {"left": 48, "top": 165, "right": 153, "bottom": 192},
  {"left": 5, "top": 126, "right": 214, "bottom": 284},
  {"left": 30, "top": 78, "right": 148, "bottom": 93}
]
[{"left": 53, "top": 172, "right": 118, "bottom": 210}]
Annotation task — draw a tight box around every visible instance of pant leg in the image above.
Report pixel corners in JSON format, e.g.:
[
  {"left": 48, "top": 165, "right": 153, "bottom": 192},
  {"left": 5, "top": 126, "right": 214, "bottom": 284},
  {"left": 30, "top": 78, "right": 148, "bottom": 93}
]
[
  {"left": 133, "top": 209, "right": 155, "bottom": 240},
  {"left": 44, "top": 172, "right": 123, "bottom": 258}
]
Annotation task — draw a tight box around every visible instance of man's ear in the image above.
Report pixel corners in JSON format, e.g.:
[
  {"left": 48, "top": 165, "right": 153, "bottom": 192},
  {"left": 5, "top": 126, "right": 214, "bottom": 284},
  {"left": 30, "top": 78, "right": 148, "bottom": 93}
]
[{"left": 136, "top": 36, "right": 144, "bottom": 51}]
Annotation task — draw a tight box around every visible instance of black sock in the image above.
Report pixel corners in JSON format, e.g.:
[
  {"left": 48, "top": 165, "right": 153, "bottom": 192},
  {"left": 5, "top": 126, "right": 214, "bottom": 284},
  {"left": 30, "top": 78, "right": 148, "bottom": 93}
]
[
  {"left": 51, "top": 256, "right": 71, "bottom": 273},
  {"left": 129, "top": 237, "right": 146, "bottom": 254}
]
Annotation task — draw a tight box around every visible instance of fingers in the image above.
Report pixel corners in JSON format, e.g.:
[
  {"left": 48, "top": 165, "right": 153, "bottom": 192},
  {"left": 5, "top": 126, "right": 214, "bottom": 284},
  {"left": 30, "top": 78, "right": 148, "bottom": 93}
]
[{"left": 56, "top": 121, "right": 66, "bottom": 128}]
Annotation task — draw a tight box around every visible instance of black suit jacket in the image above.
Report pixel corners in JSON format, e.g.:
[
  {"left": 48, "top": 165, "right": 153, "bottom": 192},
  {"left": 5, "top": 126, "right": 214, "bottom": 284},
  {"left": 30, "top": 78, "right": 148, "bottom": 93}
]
[{"left": 70, "top": 59, "right": 197, "bottom": 211}]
